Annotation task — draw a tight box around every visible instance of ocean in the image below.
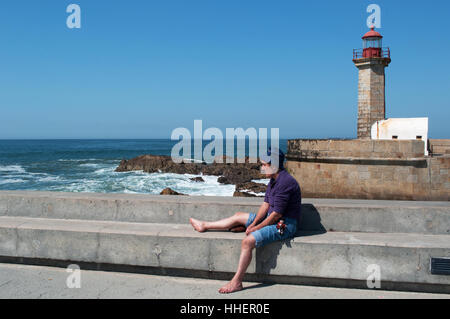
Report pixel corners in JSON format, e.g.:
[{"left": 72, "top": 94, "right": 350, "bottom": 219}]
[{"left": 0, "top": 139, "right": 287, "bottom": 196}]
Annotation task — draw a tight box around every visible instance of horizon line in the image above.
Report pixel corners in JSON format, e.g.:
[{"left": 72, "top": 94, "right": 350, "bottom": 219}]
[{"left": 0, "top": 137, "right": 355, "bottom": 141}]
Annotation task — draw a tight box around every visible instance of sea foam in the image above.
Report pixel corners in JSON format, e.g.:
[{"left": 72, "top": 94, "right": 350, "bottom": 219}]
[{"left": 0, "top": 165, "right": 26, "bottom": 173}]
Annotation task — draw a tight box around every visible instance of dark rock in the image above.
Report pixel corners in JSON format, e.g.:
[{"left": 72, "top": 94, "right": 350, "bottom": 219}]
[
  {"left": 217, "top": 176, "right": 230, "bottom": 184},
  {"left": 235, "top": 182, "right": 267, "bottom": 194},
  {"left": 190, "top": 177, "right": 205, "bottom": 182},
  {"left": 233, "top": 191, "right": 257, "bottom": 197},
  {"left": 160, "top": 187, "right": 186, "bottom": 196}
]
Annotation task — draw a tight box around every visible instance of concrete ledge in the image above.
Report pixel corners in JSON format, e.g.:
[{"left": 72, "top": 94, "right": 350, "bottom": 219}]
[
  {"left": 286, "top": 155, "right": 428, "bottom": 168},
  {"left": 0, "top": 216, "right": 449, "bottom": 293},
  {"left": 287, "top": 139, "right": 425, "bottom": 159},
  {"left": 1, "top": 191, "right": 449, "bottom": 234}
]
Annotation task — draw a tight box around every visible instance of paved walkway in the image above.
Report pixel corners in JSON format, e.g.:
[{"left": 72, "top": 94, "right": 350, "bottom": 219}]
[{"left": 0, "top": 263, "right": 449, "bottom": 299}]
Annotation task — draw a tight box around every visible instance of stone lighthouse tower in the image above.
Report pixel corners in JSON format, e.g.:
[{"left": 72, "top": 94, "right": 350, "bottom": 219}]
[{"left": 353, "top": 27, "right": 391, "bottom": 139}]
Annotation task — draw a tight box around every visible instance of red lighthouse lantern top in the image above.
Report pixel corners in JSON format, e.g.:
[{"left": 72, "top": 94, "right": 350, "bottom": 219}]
[
  {"left": 352, "top": 26, "right": 390, "bottom": 60},
  {"left": 362, "top": 27, "right": 383, "bottom": 51},
  {"left": 362, "top": 27, "right": 383, "bottom": 39}
]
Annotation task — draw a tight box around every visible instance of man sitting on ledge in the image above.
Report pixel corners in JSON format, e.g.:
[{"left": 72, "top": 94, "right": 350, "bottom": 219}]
[{"left": 189, "top": 148, "right": 302, "bottom": 294}]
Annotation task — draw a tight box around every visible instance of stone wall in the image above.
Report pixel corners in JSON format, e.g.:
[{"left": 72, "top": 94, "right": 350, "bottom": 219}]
[
  {"left": 286, "top": 139, "right": 450, "bottom": 201},
  {"left": 429, "top": 139, "right": 450, "bottom": 155}
]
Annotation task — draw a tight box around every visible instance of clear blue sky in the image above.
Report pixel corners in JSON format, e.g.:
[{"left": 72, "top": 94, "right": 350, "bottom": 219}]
[{"left": 0, "top": 0, "right": 449, "bottom": 139}]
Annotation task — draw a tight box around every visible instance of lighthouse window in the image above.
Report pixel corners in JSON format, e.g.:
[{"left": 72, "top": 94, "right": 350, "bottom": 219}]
[{"left": 364, "top": 37, "right": 382, "bottom": 48}]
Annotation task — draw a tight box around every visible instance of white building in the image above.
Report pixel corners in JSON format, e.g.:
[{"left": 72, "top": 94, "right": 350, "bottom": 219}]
[{"left": 371, "top": 118, "right": 429, "bottom": 156}]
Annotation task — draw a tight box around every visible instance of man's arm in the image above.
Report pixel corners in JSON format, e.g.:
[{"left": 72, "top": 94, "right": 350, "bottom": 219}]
[
  {"left": 247, "top": 206, "right": 283, "bottom": 235},
  {"left": 250, "top": 183, "right": 295, "bottom": 232},
  {"left": 252, "top": 211, "right": 282, "bottom": 231},
  {"left": 250, "top": 202, "right": 269, "bottom": 227},
  {"left": 250, "top": 185, "right": 271, "bottom": 226}
]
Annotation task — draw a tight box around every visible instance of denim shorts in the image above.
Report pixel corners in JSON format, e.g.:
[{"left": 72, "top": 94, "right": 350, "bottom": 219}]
[{"left": 245, "top": 212, "right": 297, "bottom": 248}]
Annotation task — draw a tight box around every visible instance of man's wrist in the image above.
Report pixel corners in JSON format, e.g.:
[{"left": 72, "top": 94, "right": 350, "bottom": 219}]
[{"left": 253, "top": 223, "right": 264, "bottom": 230}]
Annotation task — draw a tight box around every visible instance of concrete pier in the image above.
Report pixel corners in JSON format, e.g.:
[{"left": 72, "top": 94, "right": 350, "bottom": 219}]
[{"left": 0, "top": 190, "right": 449, "bottom": 294}]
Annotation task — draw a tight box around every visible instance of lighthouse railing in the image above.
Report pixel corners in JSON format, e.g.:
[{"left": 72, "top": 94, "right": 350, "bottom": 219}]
[{"left": 353, "top": 47, "right": 390, "bottom": 59}]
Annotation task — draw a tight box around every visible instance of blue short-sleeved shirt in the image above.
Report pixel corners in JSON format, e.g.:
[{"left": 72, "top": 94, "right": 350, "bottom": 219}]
[{"left": 264, "top": 169, "right": 302, "bottom": 224}]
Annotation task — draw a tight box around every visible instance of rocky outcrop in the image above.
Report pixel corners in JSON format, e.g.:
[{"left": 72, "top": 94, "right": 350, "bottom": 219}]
[
  {"left": 160, "top": 187, "right": 186, "bottom": 196},
  {"left": 190, "top": 177, "right": 205, "bottom": 182},
  {"left": 233, "top": 191, "right": 257, "bottom": 197},
  {"left": 235, "top": 182, "right": 267, "bottom": 194},
  {"left": 233, "top": 181, "right": 267, "bottom": 197},
  {"left": 115, "top": 155, "right": 264, "bottom": 184}
]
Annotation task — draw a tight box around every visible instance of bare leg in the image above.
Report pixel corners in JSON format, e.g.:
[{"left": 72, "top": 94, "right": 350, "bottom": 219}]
[
  {"left": 219, "top": 234, "right": 256, "bottom": 293},
  {"left": 190, "top": 212, "right": 249, "bottom": 232}
]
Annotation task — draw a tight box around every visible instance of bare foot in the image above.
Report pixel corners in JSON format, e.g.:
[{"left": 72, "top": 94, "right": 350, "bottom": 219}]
[
  {"left": 190, "top": 218, "right": 206, "bottom": 232},
  {"left": 218, "top": 280, "right": 243, "bottom": 294}
]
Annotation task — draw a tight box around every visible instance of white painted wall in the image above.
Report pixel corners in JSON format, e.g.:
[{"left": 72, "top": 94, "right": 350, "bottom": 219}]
[{"left": 371, "top": 118, "right": 428, "bottom": 155}]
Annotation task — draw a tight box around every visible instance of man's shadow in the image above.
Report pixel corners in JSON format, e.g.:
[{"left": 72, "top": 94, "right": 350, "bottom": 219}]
[{"left": 254, "top": 204, "right": 326, "bottom": 275}]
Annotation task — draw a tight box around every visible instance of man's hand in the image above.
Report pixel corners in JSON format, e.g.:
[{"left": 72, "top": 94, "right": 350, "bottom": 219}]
[{"left": 245, "top": 224, "right": 259, "bottom": 235}]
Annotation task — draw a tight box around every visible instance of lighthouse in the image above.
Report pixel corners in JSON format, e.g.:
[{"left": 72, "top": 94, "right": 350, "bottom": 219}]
[{"left": 353, "top": 27, "right": 391, "bottom": 139}]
